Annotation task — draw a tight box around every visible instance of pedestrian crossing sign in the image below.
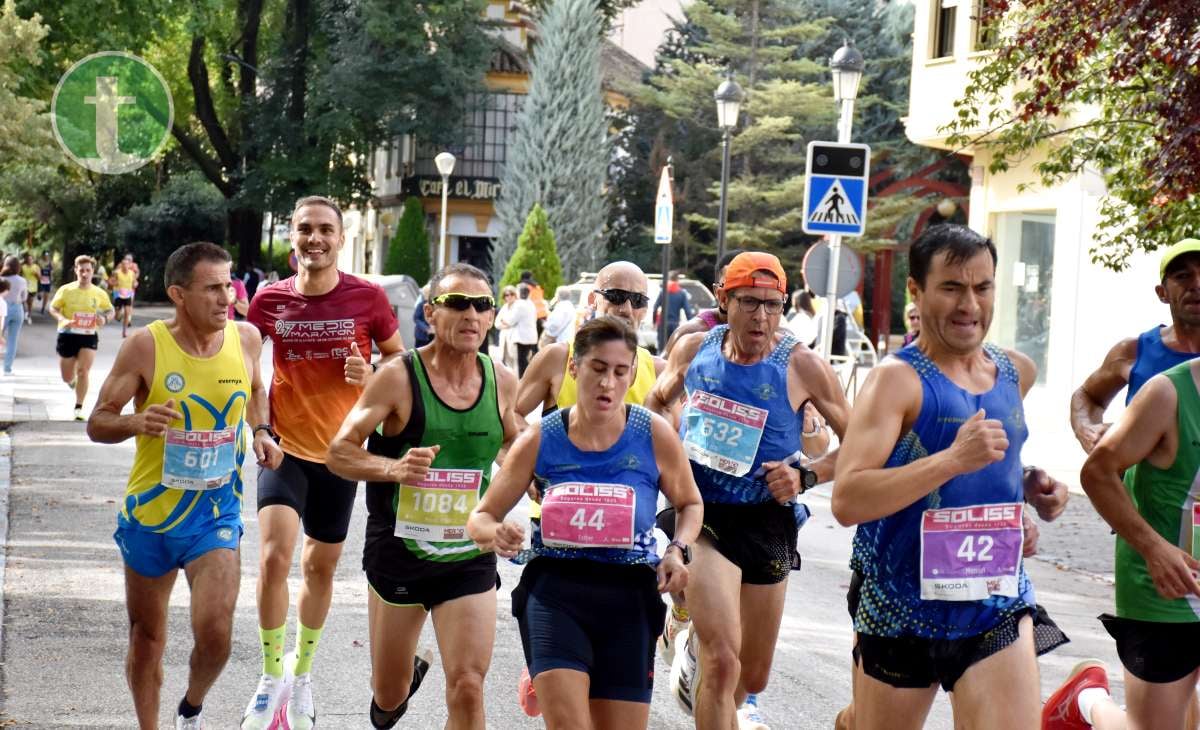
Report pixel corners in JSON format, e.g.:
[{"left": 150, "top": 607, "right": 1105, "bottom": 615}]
[
  {"left": 802, "top": 141, "right": 870, "bottom": 237},
  {"left": 654, "top": 166, "right": 673, "bottom": 244}
]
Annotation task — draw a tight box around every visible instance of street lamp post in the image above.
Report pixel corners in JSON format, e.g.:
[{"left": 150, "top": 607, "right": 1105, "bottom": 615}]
[
  {"left": 819, "top": 39, "right": 865, "bottom": 362},
  {"left": 713, "top": 71, "right": 744, "bottom": 270},
  {"left": 435, "top": 152, "right": 456, "bottom": 269}
]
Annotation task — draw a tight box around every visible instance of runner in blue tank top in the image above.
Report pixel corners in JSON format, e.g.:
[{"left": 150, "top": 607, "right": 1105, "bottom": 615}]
[
  {"left": 1071, "top": 238, "right": 1200, "bottom": 453},
  {"left": 647, "top": 251, "right": 851, "bottom": 729},
  {"left": 1046, "top": 246, "right": 1200, "bottom": 724},
  {"left": 470, "top": 316, "right": 702, "bottom": 730},
  {"left": 833, "top": 225, "right": 1067, "bottom": 729}
]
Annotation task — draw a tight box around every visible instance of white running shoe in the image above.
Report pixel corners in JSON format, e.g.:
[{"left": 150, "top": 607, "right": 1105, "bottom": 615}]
[
  {"left": 659, "top": 609, "right": 690, "bottom": 666},
  {"left": 280, "top": 652, "right": 316, "bottom": 730},
  {"left": 669, "top": 626, "right": 701, "bottom": 716},
  {"left": 738, "top": 695, "right": 769, "bottom": 730},
  {"left": 241, "top": 672, "right": 291, "bottom": 730},
  {"left": 176, "top": 711, "right": 204, "bottom": 729}
]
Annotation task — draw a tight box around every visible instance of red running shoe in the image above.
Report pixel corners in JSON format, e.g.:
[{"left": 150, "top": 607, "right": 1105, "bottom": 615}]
[
  {"left": 1042, "top": 659, "right": 1109, "bottom": 730},
  {"left": 519, "top": 666, "right": 541, "bottom": 717}
]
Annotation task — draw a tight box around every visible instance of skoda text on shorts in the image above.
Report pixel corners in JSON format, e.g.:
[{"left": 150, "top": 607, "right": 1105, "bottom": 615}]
[
  {"left": 470, "top": 315, "right": 703, "bottom": 730},
  {"left": 51, "top": 51, "right": 173, "bottom": 175},
  {"left": 86, "top": 242, "right": 278, "bottom": 729},
  {"left": 241, "top": 196, "right": 405, "bottom": 730},
  {"left": 326, "top": 262, "right": 524, "bottom": 729},
  {"left": 646, "top": 251, "right": 852, "bottom": 729},
  {"left": 831, "top": 225, "right": 1067, "bottom": 730}
]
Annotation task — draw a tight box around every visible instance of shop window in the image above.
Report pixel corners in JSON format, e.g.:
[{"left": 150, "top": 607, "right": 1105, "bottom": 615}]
[
  {"left": 932, "top": 0, "right": 957, "bottom": 59},
  {"left": 414, "top": 92, "right": 524, "bottom": 180}
]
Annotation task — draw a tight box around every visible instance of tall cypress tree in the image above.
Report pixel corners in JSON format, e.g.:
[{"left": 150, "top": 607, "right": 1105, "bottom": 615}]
[
  {"left": 385, "top": 197, "right": 432, "bottom": 283},
  {"left": 500, "top": 204, "right": 563, "bottom": 298},
  {"left": 494, "top": 0, "right": 608, "bottom": 280}
]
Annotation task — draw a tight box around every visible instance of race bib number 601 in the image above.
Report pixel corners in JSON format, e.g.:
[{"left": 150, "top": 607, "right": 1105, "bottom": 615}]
[
  {"left": 919, "top": 502, "right": 1024, "bottom": 601},
  {"left": 161, "top": 428, "right": 237, "bottom": 490}
]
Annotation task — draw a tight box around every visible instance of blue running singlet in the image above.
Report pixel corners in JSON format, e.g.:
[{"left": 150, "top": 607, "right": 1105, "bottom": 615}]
[
  {"left": 1127, "top": 325, "right": 1200, "bottom": 403},
  {"left": 851, "top": 343, "right": 1034, "bottom": 640},
  {"left": 528, "top": 406, "right": 661, "bottom": 566},
  {"left": 680, "top": 325, "right": 802, "bottom": 505}
]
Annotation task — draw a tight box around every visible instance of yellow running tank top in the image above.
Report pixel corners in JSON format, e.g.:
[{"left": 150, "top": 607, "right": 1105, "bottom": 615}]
[
  {"left": 121, "top": 320, "right": 250, "bottom": 535},
  {"left": 556, "top": 343, "right": 657, "bottom": 410}
]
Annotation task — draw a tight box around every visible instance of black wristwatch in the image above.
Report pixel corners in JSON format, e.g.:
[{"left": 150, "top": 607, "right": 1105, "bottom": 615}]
[
  {"left": 792, "top": 464, "right": 818, "bottom": 493},
  {"left": 667, "top": 540, "right": 692, "bottom": 565},
  {"left": 253, "top": 424, "right": 276, "bottom": 440}
]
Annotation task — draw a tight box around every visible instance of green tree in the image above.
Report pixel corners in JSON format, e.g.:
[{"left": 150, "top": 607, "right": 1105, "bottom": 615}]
[
  {"left": 495, "top": 0, "right": 608, "bottom": 279},
  {"left": 500, "top": 204, "right": 563, "bottom": 298},
  {"left": 385, "top": 197, "right": 431, "bottom": 282},
  {"left": 944, "top": 0, "right": 1199, "bottom": 269}
]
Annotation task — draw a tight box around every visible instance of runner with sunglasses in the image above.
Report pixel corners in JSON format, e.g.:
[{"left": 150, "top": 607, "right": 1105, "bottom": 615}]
[
  {"left": 647, "top": 251, "right": 851, "bottom": 730},
  {"left": 327, "top": 262, "right": 523, "bottom": 729},
  {"left": 240, "top": 196, "right": 405, "bottom": 730}
]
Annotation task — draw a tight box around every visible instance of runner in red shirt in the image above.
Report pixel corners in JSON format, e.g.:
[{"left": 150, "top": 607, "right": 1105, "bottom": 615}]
[{"left": 241, "top": 195, "right": 405, "bottom": 730}]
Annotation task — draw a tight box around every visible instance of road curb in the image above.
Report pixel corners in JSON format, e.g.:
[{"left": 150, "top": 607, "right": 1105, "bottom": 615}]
[{"left": 0, "top": 429, "right": 11, "bottom": 671}]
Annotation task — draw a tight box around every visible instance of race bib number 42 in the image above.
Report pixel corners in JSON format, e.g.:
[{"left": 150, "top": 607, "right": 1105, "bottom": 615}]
[
  {"left": 161, "top": 428, "right": 237, "bottom": 490},
  {"left": 919, "top": 502, "right": 1024, "bottom": 601},
  {"left": 540, "top": 482, "right": 636, "bottom": 549},
  {"left": 394, "top": 469, "right": 482, "bottom": 542},
  {"left": 682, "top": 391, "right": 767, "bottom": 477},
  {"left": 70, "top": 312, "right": 97, "bottom": 335}
]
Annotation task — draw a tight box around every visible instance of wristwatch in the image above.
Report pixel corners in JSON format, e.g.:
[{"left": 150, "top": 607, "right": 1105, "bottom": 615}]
[
  {"left": 667, "top": 540, "right": 692, "bottom": 565},
  {"left": 253, "top": 424, "right": 276, "bottom": 440},
  {"left": 791, "top": 463, "right": 818, "bottom": 493}
]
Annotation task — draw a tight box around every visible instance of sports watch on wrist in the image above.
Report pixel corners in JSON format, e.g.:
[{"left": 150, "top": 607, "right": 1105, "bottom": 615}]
[
  {"left": 253, "top": 424, "right": 276, "bottom": 440},
  {"left": 791, "top": 463, "right": 818, "bottom": 493},
  {"left": 667, "top": 540, "right": 692, "bottom": 564}
]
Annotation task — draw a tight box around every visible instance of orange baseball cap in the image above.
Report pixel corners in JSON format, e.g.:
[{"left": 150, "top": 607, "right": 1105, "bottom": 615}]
[{"left": 722, "top": 252, "right": 787, "bottom": 295}]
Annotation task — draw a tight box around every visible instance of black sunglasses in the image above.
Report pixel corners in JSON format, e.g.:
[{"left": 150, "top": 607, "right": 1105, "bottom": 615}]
[
  {"left": 595, "top": 288, "right": 650, "bottom": 309},
  {"left": 432, "top": 292, "right": 495, "bottom": 312}
]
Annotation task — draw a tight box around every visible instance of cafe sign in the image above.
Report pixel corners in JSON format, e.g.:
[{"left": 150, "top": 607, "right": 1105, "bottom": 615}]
[{"left": 404, "top": 176, "right": 501, "bottom": 201}]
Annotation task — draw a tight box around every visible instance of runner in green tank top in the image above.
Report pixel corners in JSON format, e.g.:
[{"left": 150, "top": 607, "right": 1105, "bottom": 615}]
[
  {"left": 1078, "top": 358, "right": 1200, "bottom": 729},
  {"left": 327, "top": 263, "right": 522, "bottom": 729}
]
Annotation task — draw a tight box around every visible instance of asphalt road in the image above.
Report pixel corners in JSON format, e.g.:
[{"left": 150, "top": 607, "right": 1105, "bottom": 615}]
[{"left": 0, "top": 309, "right": 1129, "bottom": 728}]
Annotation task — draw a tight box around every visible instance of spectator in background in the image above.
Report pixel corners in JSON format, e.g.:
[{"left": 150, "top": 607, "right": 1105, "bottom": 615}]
[
  {"left": 540, "top": 290, "right": 576, "bottom": 349},
  {"left": 244, "top": 265, "right": 262, "bottom": 299},
  {"left": 496, "top": 285, "right": 519, "bottom": 370},
  {"left": 36, "top": 251, "right": 53, "bottom": 314},
  {"left": 902, "top": 301, "right": 920, "bottom": 346},
  {"left": 499, "top": 283, "right": 538, "bottom": 376},
  {"left": 652, "top": 270, "right": 695, "bottom": 352},
  {"left": 228, "top": 277, "right": 249, "bottom": 321},
  {"left": 519, "top": 270, "right": 548, "bottom": 337},
  {"left": 1, "top": 257, "right": 26, "bottom": 374},
  {"left": 786, "top": 289, "right": 819, "bottom": 348},
  {"left": 413, "top": 283, "right": 433, "bottom": 347},
  {"left": 20, "top": 253, "right": 38, "bottom": 324}
]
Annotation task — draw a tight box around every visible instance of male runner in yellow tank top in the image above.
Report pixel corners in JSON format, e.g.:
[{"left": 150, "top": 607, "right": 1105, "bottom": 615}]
[
  {"left": 111, "top": 253, "right": 139, "bottom": 338},
  {"left": 88, "top": 242, "right": 281, "bottom": 730}
]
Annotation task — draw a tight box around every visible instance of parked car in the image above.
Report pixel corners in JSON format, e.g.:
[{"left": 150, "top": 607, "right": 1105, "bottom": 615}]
[
  {"left": 558, "top": 272, "right": 717, "bottom": 353},
  {"left": 359, "top": 273, "right": 420, "bottom": 349}
]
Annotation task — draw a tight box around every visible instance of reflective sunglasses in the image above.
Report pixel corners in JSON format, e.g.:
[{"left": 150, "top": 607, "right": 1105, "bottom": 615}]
[
  {"left": 432, "top": 292, "right": 495, "bottom": 312},
  {"left": 730, "top": 294, "right": 785, "bottom": 314},
  {"left": 595, "top": 288, "right": 650, "bottom": 309}
]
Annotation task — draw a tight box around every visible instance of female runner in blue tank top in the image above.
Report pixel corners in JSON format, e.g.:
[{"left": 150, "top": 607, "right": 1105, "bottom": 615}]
[{"left": 470, "top": 316, "right": 703, "bottom": 730}]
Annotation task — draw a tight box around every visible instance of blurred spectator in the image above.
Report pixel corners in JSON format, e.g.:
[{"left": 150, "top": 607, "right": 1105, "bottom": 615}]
[
  {"left": 902, "top": 302, "right": 920, "bottom": 346},
  {"left": 652, "top": 270, "right": 695, "bottom": 352}
]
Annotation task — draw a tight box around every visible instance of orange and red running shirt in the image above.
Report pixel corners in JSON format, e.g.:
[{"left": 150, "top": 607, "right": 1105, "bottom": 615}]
[{"left": 249, "top": 272, "right": 398, "bottom": 463}]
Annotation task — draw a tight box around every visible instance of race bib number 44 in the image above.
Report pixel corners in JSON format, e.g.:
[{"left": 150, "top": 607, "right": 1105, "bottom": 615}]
[
  {"left": 70, "top": 311, "right": 97, "bottom": 335},
  {"left": 920, "top": 502, "right": 1024, "bottom": 601},
  {"left": 682, "top": 391, "right": 767, "bottom": 477},
  {"left": 540, "top": 482, "right": 636, "bottom": 549},
  {"left": 161, "top": 428, "right": 237, "bottom": 490},
  {"left": 394, "top": 469, "right": 482, "bottom": 542}
]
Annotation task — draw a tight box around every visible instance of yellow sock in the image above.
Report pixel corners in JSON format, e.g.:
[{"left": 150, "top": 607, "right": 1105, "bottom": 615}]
[
  {"left": 292, "top": 622, "right": 323, "bottom": 676},
  {"left": 260, "top": 625, "right": 286, "bottom": 678}
]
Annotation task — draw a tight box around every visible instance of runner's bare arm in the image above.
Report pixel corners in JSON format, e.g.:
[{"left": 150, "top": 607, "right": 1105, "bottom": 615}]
[
  {"left": 468, "top": 424, "right": 541, "bottom": 557},
  {"left": 791, "top": 347, "right": 851, "bottom": 482},
  {"left": 240, "top": 323, "right": 282, "bottom": 469},
  {"left": 650, "top": 414, "right": 702, "bottom": 547},
  {"left": 326, "top": 359, "right": 433, "bottom": 483},
  {"left": 800, "top": 403, "right": 831, "bottom": 458},
  {"left": 87, "top": 330, "right": 180, "bottom": 443},
  {"left": 515, "top": 343, "right": 566, "bottom": 417},
  {"left": 494, "top": 361, "right": 523, "bottom": 452},
  {"left": 832, "top": 360, "right": 980, "bottom": 525},
  {"left": 1081, "top": 374, "right": 1200, "bottom": 598},
  {"left": 645, "top": 332, "right": 703, "bottom": 417},
  {"left": 376, "top": 331, "right": 405, "bottom": 357},
  {"left": 663, "top": 316, "right": 710, "bottom": 358},
  {"left": 1070, "top": 337, "right": 1136, "bottom": 453}
]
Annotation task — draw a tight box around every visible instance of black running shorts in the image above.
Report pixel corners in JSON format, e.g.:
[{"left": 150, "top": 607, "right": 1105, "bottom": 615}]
[
  {"left": 1100, "top": 613, "right": 1200, "bottom": 683},
  {"left": 56, "top": 333, "right": 98, "bottom": 359},
  {"left": 256, "top": 453, "right": 357, "bottom": 543}
]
